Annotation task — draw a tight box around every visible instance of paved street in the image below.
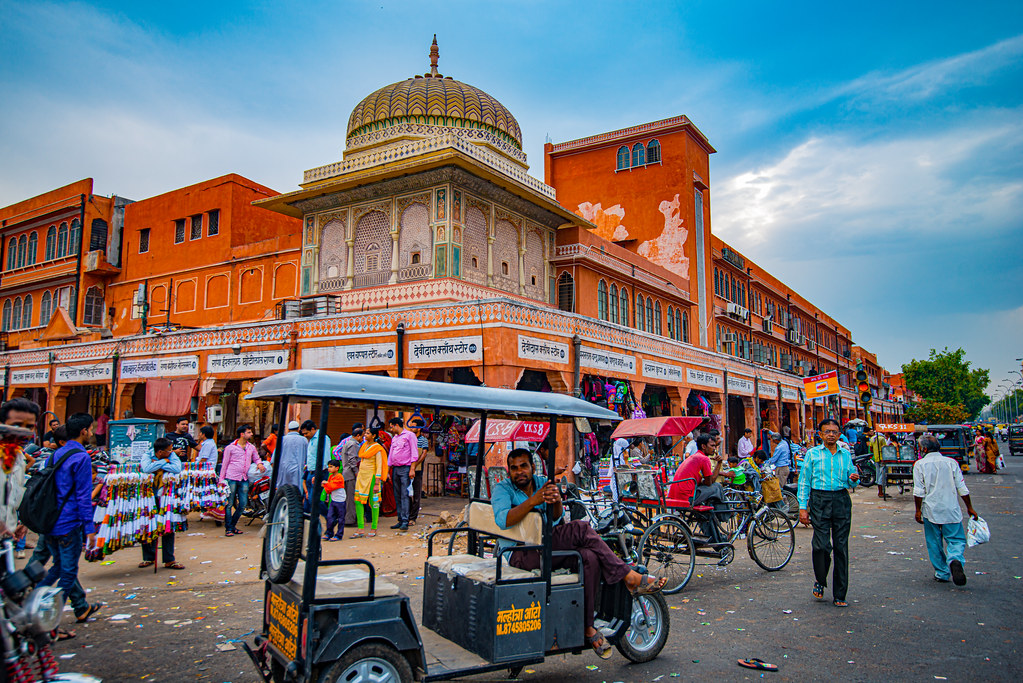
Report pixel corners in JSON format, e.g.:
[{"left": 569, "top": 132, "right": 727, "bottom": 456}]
[{"left": 53, "top": 444, "right": 1022, "bottom": 682}]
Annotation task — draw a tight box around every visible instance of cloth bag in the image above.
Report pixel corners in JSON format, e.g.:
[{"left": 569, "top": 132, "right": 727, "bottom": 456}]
[
  {"left": 760, "top": 477, "right": 782, "bottom": 504},
  {"left": 966, "top": 516, "right": 990, "bottom": 547}
]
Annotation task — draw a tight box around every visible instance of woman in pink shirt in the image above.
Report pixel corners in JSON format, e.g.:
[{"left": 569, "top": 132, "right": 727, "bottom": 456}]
[{"left": 220, "top": 424, "right": 262, "bottom": 537}]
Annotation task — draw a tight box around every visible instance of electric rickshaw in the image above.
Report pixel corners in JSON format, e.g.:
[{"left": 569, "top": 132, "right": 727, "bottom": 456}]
[{"left": 242, "top": 370, "right": 669, "bottom": 683}]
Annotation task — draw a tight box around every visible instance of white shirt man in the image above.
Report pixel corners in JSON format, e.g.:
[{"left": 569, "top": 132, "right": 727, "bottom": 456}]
[
  {"left": 737, "top": 430, "right": 755, "bottom": 460},
  {"left": 684, "top": 434, "right": 699, "bottom": 458},
  {"left": 912, "top": 437, "right": 978, "bottom": 586}
]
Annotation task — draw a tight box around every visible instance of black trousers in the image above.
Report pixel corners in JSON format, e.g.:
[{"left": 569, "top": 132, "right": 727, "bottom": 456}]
[
  {"left": 809, "top": 489, "right": 851, "bottom": 601},
  {"left": 142, "top": 532, "right": 175, "bottom": 564}
]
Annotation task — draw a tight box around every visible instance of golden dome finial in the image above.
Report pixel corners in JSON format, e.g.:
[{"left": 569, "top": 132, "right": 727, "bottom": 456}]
[{"left": 428, "top": 34, "right": 441, "bottom": 77}]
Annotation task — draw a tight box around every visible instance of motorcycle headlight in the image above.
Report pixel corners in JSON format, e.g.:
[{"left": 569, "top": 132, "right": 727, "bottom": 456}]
[{"left": 23, "top": 586, "right": 64, "bottom": 634}]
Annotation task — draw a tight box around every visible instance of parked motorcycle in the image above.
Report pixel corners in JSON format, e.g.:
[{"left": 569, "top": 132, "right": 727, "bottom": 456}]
[
  {"left": 241, "top": 476, "right": 272, "bottom": 526},
  {"left": 0, "top": 539, "right": 100, "bottom": 683},
  {"left": 851, "top": 453, "right": 877, "bottom": 487}
]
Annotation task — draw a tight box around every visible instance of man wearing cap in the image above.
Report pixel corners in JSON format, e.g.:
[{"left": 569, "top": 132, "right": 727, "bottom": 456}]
[
  {"left": 407, "top": 417, "right": 428, "bottom": 525},
  {"left": 277, "top": 420, "right": 307, "bottom": 490}
]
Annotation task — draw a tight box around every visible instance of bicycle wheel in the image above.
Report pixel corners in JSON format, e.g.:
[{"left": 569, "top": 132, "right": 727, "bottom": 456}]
[
  {"left": 639, "top": 518, "right": 695, "bottom": 594},
  {"left": 779, "top": 489, "right": 799, "bottom": 521},
  {"left": 747, "top": 509, "right": 795, "bottom": 571}
]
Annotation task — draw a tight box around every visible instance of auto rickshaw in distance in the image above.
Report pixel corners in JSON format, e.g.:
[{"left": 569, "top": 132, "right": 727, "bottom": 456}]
[
  {"left": 914, "top": 424, "right": 972, "bottom": 473},
  {"left": 243, "top": 370, "right": 669, "bottom": 682}
]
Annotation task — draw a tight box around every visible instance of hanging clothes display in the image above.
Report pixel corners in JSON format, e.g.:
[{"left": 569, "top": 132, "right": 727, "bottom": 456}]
[{"left": 87, "top": 462, "right": 225, "bottom": 561}]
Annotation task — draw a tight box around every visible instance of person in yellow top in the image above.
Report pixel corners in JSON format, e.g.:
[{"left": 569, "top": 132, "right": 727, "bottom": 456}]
[
  {"left": 353, "top": 427, "right": 388, "bottom": 538},
  {"left": 866, "top": 428, "right": 888, "bottom": 497}
]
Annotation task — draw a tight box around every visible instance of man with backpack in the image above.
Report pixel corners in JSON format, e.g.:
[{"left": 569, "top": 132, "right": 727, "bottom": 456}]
[{"left": 34, "top": 412, "right": 97, "bottom": 632}]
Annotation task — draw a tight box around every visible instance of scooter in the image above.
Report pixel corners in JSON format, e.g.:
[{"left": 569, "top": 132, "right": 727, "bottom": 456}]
[
  {"left": 851, "top": 453, "right": 877, "bottom": 487},
  {"left": 242, "top": 476, "right": 272, "bottom": 526}
]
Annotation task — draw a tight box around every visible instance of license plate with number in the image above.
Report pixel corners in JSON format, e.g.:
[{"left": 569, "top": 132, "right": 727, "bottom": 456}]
[{"left": 259, "top": 492, "right": 270, "bottom": 502}]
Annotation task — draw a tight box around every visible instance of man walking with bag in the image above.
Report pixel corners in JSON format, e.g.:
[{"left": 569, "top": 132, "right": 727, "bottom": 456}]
[
  {"left": 913, "top": 435, "right": 978, "bottom": 586},
  {"left": 797, "top": 418, "right": 859, "bottom": 607}
]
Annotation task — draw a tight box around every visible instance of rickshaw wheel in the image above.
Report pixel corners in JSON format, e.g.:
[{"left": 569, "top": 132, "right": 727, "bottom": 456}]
[
  {"left": 264, "top": 484, "right": 304, "bottom": 584},
  {"left": 747, "top": 509, "right": 795, "bottom": 571},
  {"left": 616, "top": 591, "right": 670, "bottom": 663},
  {"left": 318, "top": 643, "right": 413, "bottom": 683},
  {"left": 639, "top": 518, "right": 695, "bottom": 595}
]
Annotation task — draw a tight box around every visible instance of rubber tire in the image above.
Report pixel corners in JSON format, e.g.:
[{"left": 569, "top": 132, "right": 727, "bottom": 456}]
[
  {"left": 615, "top": 591, "right": 670, "bottom": 663},
  {"left": 857, "top": 462, "right": 876, "bottom": 487},
  {"left": 318, "top": 643, "right": 413, "bottom": 683},
  {"left": 446, "top": 520, "right": 468, "bottom": 555},
  {"left": 264, "top": 484, "right": 304, "bottom": 584},
  {"left": 780, "top": 489, "right": 799, "bottom": 521},
  {"left": 639, "top": 518, "right": 695, "bottom": 594},
  {"left": 747, "top": 509, "right": 795, "bottom": 571}
]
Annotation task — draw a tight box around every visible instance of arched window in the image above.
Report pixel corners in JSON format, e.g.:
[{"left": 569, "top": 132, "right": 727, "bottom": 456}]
[
  {"left": 597, "top": 280, "right": 608, "bottom": 320},
  {"left": 27, "top": 232, "right": 37, "bottom": 265},
  {"left": 16, "top": 235, "right": 26, "bottom": 269},
  {"left": 83, "top": 286, "right": 104, "bottom": 325},
  {"left": 647, "top": 139, "right": 661, "bottom": 164},
  {"left": 6, "top": 239, "right": 15, "bottom": 271},
  {"left": 619, "top": 287, "right": 629, "bottom": 326},
  {"left": 69, "top": 219, "right": 81, "bottom": 255},
  {"left": 654, "top": 301, "right": 662, "bottom": 336},
  {"left": 57, "top": 222, "right": 69, "bottom": 258},
  {"left": 632, "top": 142, "right": 646, "bottom": 167},
  {"left": 22, "top": 295, "right": 32, "bottom": 329},
  {"left": 557, "top": 272, "right": 574, "bottom": 312},
  {"left": 610, "top": 284, "right": 619, "bottom": 324},
  {"left": 635, "top": 293, "right": 644, "bottom": 330},
  {"left": 681, "top": 310, "right": 689, "bottom": 343},
  {"left": 713, "top": 268, "right": 719, "bottom": 295},
  {"left": 12, "top": 298, "right": 21, "bottom": 330},
  {"left": 667, "top": 306, "right": 674, "bottom": 339},
  {"left": 645, "top": 297, "right": 654, "bottom": 333},
  {"left": 40, "top": 291, "right": 51, "bottom": 326},
  {"left": 45, "top": 226, "right": 56, "bottom": 261},
  {"left": 616, "top": 146, "right": 630, "bottom": 170},
  {"left": 0, "top": 301, "right": 9, "bottom": 331}
]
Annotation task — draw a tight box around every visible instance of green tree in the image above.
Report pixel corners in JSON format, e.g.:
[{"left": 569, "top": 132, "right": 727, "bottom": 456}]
[
  {"left": 904, "top": 401, "right": 970, "bottom": 425},
  {"left": 902, "top": 347, "right": 990, "bottom": 419}
]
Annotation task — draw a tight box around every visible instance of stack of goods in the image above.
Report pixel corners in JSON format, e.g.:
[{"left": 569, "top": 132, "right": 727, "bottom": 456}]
[{"left": 87, "top": 462, "right": 227, "bottom": 561}]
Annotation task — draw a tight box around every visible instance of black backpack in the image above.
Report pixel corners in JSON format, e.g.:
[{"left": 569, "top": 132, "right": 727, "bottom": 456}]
[{"left": 18, "top": 450, "right": 77, "bottom": 535}]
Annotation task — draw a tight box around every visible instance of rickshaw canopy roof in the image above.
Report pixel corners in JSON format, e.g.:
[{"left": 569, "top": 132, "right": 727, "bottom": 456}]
[
  {"left": 611, "top": 416, "right": 705, "bottom": 439},
  {"left": 464, "top": 419, "right": 550, "bottom": 443},
  {"left": 246, "top": 369, "right": 621, "bottom": 421}
]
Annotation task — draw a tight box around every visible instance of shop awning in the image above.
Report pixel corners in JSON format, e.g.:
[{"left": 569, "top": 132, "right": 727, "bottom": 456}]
[
  {"left": 464, "top": 419, "right": 550, "bottom": 444},
  {"left": 145, "top": 379, "right": 198, "bottom": 416},
  {"left": 611, "top": 416, "right": 706, "bottom": 439}
]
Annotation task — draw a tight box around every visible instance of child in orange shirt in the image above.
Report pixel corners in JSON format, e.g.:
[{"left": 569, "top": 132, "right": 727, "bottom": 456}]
[{"left": 323, "top": 459, "right": 347, "bottom": 541}]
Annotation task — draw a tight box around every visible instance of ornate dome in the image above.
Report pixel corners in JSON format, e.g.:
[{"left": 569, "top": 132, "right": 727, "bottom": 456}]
[{"left": 346, "top": 37, "right": 522, "bottom": 151}]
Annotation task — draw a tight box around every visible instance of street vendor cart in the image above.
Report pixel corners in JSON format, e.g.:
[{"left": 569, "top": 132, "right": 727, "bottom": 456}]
[{"left": 244, "top": 370, "right": 669, "bottom": 683}]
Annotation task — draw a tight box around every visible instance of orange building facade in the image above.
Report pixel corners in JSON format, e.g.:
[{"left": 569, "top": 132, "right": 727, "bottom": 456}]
[{"left": 0, "top": 47, "right": 902, "bottom": 468}]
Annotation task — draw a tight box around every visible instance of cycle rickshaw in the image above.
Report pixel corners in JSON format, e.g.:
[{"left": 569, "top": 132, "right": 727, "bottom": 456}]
[{"left": 243, "top": 370, "right": 669, "bottom": 683}]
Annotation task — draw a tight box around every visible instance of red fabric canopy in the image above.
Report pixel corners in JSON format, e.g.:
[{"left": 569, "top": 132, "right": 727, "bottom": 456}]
[
  {"left": 464, "top": 419, "right": 550, "bottom": 444},
  {"left": 611, "top": 416, "right": 705, "bottom": 439},
  {"left": 145, "top": 378, "right": 198, "bottom": 417}
]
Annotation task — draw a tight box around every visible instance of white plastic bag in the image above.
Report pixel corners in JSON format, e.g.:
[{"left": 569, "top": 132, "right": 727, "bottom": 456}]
[
  {"left": 407, "top": 483, "right": 414, "bottom": 497},
  {"left": 966, "top": 516, "right": 990, "bottom": 547},
  {"left": 997, "top": 455, "right": 1006, "bottom": 470}
]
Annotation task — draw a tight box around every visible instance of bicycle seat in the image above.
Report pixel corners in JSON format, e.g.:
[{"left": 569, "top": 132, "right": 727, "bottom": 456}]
[{"left": 692, "top": 505, "right": 715, "bottom": 512}]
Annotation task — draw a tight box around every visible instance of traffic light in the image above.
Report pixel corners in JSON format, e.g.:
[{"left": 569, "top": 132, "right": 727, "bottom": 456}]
[{"left": 856, "top": 363, "right": 871, "bottom": 405}]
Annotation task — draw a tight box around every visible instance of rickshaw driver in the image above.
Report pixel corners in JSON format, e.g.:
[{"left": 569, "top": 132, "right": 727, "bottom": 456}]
[{"left": 492, "top": 449, "right": 666, "bottom": 659}]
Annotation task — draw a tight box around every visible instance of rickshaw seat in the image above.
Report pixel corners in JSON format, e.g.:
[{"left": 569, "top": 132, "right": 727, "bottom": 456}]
[{"left": 287, "top": 561, "right": 400, "bottom": 599}]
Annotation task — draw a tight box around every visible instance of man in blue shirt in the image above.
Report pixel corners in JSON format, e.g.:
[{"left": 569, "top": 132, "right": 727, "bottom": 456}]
[
  {"left": 139, "top": 437, "right": 184, "bottom": 568},
  {"left": 300, "top": 419, "right": 331, "bottom": 513},
  {"left": 39, "top": 412, "right": 97, "bottom": 619},
  {"left": 491, "top": 449, "right": 665, "bottom": 659},
  {"left": 797, "top": 418, "right": 860, "bottom": 607},
  {"left": 766, "top": 433, "right": 793, "bottom": 485}
]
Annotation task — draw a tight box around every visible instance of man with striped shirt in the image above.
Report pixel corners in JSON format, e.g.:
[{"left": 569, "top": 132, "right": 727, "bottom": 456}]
[{"left": 797, "top": 418, "right": 860, "bottom": 607}]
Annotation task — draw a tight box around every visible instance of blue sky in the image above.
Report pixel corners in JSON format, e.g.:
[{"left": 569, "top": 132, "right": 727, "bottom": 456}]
[{"left": 1, "top": 0, "right": 1021, "bottom": 397}]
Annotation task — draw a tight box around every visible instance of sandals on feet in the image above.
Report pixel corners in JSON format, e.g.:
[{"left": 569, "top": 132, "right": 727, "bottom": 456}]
[
  {"left": 738, "top": 658, "right": 778, "bottom": 671},
  {"left": 833, "top": 600, "right": 848, "bottom": 607},
  {"left": 138, "top": 561, "right": 154, "bottom": 569},
  {"left": 164, "top": 562, "right": 185, "bottom": 570},
  {"left": 812, "top": 582, "right": 825, "bottom": 599},
  {"left": 630, "top": 575, "right": 667, "bottom": 596},
  {"left": 56, "top": 628, "right": 76, "bottom": 641},
  {"left": 75, "top": 602, "right": 104, "bottom": 623},
  {"left": 589, "top": 632, "right": 612, "bottom": 659},
  {"left": 351, "top": 533, "right": 365, "bottom": 539}
]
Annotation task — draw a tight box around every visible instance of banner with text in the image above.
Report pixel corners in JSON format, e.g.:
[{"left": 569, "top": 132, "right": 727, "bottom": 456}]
[
  {"left": 781, "top": 386, "right": 801, "bottom": 401},
  {"left": 803, "top": 370, "right": 840, "bottom": 399},
  {"left": 876, "top": 423, "right": 915, "bottom": 433},
  {"left": 580, "top": 346, "right": 636, "bottom": 374},
  {"left": 207, "top": 350, "right": 289, "bottom": 375},
  {"left": 687, "top": 368, "right": 722, "bottom": 389},
  {"left": 517, "top": 335, "right": 569, "bottom": 365},
  {"left": 642, "top": 359, "right": 685, "bottom": 383},
  {"left": 759, "top": 383, "right": 778, "bottom": 399},
  {"left": 303, "top": 343, "right": 395, "bottom": 369},
  {"left": 56, "top": 363, "right": 113, "bottom": 384},
  {"left": 120, "top": 355, "right": 199, "bottom": 380},
  {"left": 408, "top": 335, "right": 482, "bottom": 364},
  {"left": 727, "top": 376, "right": 754, "bottom": 395},
  {"left": 10, "top": 368, "right": 50, "bottom": 386}
]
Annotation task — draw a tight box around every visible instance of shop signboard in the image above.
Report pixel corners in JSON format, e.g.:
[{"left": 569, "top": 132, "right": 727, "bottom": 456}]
[
  {"left": 876, "top": 423, "right": 915, "bottom": 433},
  {"left": 759, "top": 383, "right": 778, "bottom": 399},
  {"left": 781, "top": 385, "right": 800, "bottom": 401},
  {"left": 407, "top": 335, "right": 482, "bottom": 364},
  {"left": 10, "top": 368, "right": 49, "bottom": 386},
  {"left": 55, "top": 363, "right": 112, "bottom": 384},
  {"left": 642, "top": 359, "right": 684, "bottom": 383},
  {"left": 803, "top": 370, "right": 840, "bottom": 399},
  {"left": 580, "top": 346, "right": 636, "bottom": 374},
  {"left": 302, "top": 343, "right": 395, "bottom": 369},
  {"left": 686, "top": 368, "right": 722, "bottom": 389},
  {"left": 517, "top": 335, "right": 569, "bottom": 365},
  {"left": 207, "top": 350, "right": 289, "bottom": 374},
  {"left": 120, "top": 355, "right": 199, "bottom": 380},
  {"left": 727, "top": 375, "right": 754, "bottom": 395}
]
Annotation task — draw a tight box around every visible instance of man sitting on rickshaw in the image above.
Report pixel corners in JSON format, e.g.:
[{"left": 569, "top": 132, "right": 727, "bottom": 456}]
[{"left": 492, "top": 448, "right": 666, "bottom": 660}]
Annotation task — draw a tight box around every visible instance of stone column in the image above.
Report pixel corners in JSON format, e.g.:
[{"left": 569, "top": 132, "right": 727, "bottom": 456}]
[
  {"left": 344, "top": 239, "right": 355, "bottom": 290},
  {"left": 389, "top": 229, "right": 400, "bottom": 285},
  {"left": 486, "top": 236, "right": 495, "bottom": 287},
  {"left": 518, "top": 243, "right": 527, "bottom": 296}
]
